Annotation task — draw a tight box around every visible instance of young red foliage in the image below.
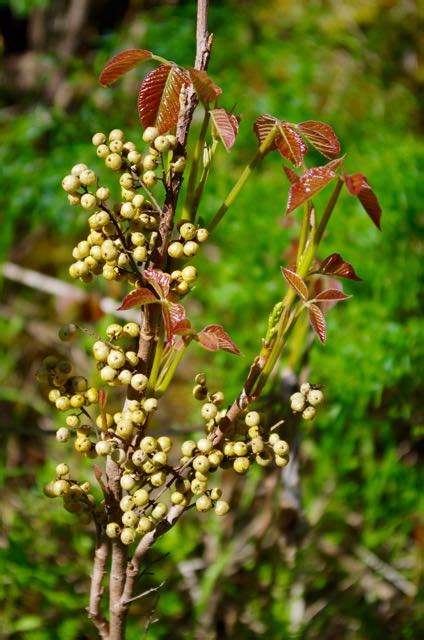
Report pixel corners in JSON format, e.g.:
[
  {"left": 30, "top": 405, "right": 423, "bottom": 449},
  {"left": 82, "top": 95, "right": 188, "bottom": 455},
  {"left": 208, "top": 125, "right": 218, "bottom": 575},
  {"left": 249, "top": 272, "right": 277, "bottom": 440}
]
[
  {"left": 297, "top": 120, "right": 341, "bottom": 159},
  {"left": 281, "top": 268, "right": 308, "bottom": 300},
  {"left": 197, "top": 325, "right": 242, "bottom": 356},
  {"left": 138, "top": 65, "right": 190, "bottom": 134},
  {"left": 99, "top": 49, "right": 153, "bottom": 86},
  {"left": 210, "top": 108, "right": 239, "bottom": 151},
  {"left": 308, "top": 303, "right": 327, "bottom": 344},
  {"left": 285, "top": 160, "right": 342, "bottom": 214},
  {"left": 318, "top": 253, "right": 362, "bottom": 281},
  {"left": 188, "top": 68, "right": 222, "bottom": 104},
  {"left": 344, "top": 172, "right": 382, "bottom": 230}
]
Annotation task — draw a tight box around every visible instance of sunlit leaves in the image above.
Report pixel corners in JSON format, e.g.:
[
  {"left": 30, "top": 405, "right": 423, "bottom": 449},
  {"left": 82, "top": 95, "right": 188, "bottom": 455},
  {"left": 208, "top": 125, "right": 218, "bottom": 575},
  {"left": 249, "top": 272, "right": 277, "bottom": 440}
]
[
  {"left": 345, "top": 172, "right": 382, "bottom": 230},
  {"left": 318, "top": 253, "right": 362, "bottom": 281},
  {"left": 253, "top": 115, "right": 307, "bottom": 166},
  {"left": 197, "top": 325, "right": 242, "bottom": 355},
  {"left": 117, "top": 288, "right": 158, "bottom": 310},
  {"left": 138, "top": 65, "right": 189, "bottom": 134},
  {"left": 286, "top": 161, "right": 340, "bottom": 214},
  {"left": 313, "top": 289, "right": 351, "bottom": 302},
  {"left": 99, "top": 49, "right": 153, "bottom": 86},
  {"left": 277, "top": 123, "right": 307, "bottom": 167},
  {"left": 210, "top": 108, "right": 239, "bottom": 151},
  {"left": 308, "top": 303, "right": 327, "bottom": 344},
  {"left": 144, "top": 269, "right": 171, "bottom": 299},
  {"left": 188, "top": 68, "right": 222, "bottom": 104},
  {"left": 281, "top": 268, "right": 308, "bottom": 300},
  {"left": 297, "top": 120, "right": 341, "bottom": 159}
]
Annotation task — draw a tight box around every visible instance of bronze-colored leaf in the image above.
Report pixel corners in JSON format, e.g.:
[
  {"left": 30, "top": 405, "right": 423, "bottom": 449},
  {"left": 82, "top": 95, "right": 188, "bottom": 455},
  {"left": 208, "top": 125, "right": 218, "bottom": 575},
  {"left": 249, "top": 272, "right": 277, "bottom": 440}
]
[
  {"left": 314, "top": 289, "right": 351, "bottom": 302},
  {"left": 138, "top": 64, "right": 189, "bottom": 134},
  {"left": 286, "top": 161, "right": 340, "bottom": 214},
  {"left": 187, "top": 68, "right": 222, "bottom": 104},
  {"left": 345, "top": 172, "right": 382, "bottom": 230},
  {"left": 308, "top": 303, "right": 327, "bottom": 343},
  {"left": 319, "top": 253, "right": 362, "bottom": 281},
  {"left": 197, "top": 325, "right": 242, "bottom": 356},
  {"left": 117, "top": 288, "right": 158, "bottom": 310},
  {"left": 144, "top": 269, "right": 171, "bottom": 300},
  {"left": 253, "top": 114, "right": 280, "bottom": 154},
  {"left": 99, "top": 49, "right": 152, "bottom": 86},
  {"left": 281, "top": 267, "right": 308, "bottom": 300},
  {"left": 277, "top": 123, "right": 307, "bottom": 167},
  {"left": 210, "top": 108, "right": 238, "bottom": 151},
  {"left": 297, "top": 120, "right": 341, "bottom": 158}
]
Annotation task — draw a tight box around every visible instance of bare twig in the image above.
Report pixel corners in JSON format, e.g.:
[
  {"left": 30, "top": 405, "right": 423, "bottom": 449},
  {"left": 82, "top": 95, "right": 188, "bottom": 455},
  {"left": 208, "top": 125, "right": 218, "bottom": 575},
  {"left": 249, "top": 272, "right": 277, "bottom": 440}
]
[{"left": 87, "top": 539, "right": 110, "bottom": 639}]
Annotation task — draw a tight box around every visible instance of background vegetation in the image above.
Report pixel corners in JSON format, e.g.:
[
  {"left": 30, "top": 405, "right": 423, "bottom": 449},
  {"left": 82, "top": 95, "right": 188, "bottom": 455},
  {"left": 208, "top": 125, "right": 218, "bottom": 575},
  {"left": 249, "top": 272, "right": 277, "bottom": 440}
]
[{"left": 0, "top": 1, "right": 423, "bottom": 638}]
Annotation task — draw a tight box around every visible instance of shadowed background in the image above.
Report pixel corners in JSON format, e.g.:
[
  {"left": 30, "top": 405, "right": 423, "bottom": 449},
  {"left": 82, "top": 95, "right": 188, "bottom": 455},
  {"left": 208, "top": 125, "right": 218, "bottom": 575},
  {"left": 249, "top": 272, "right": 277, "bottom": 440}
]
[{"left": 0, "top": 1, "right": 423, "bottom": 638}]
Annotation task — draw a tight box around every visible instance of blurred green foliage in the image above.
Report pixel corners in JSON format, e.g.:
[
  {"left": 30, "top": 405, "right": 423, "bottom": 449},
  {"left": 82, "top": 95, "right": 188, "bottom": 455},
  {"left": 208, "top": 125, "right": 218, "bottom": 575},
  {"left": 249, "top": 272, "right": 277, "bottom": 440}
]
[{"left": 0, "top": 0, "right": 423, "bottom": 638}]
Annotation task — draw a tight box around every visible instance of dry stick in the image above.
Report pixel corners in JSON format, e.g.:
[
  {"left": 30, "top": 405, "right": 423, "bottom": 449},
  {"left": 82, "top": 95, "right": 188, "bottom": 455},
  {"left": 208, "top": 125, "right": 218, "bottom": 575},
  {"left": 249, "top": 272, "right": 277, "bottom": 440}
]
[{"left": 87, "top": 539, "right": 110, "bottom": 639}]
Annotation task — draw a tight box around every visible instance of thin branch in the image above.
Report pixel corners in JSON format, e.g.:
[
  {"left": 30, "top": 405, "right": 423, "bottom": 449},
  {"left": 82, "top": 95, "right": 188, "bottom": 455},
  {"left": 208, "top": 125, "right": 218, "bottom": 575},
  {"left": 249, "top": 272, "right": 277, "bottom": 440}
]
[{"left": 87, "top": 539, "right": 110, "bottom": 639}]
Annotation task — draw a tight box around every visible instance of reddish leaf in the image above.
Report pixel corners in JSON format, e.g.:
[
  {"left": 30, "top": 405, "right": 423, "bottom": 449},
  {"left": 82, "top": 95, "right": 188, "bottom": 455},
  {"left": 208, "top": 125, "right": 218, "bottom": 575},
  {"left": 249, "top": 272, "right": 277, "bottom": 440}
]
[
  {"left": 281, "top": 267, "right": 308, "bottom": 300},
  {"left": 187, "top": 68, "right": 222, "bottom": 104},
  {"left": 297, "top": 120, "right": 341, "bottom": 159},
  {"left": 160, "top": 302, "right": 188, "bottom": 344},
  {"left": 314, "top": 289, "right": 351, "bottom": 302},
  {"left": 286, "top": 161, "right": 340, "bottom": 214},
  {"left": 345, "top": 173, "right": 382, "bottom": 230},
  {"left": 308, "top": 303, "right": 327, "bottom": 344},
  {"left": 117, "top": 288, "right": 157, "bottom": 310},
  {"left": 319, "top": 253, "right": 362, "bottom": 281},
  {"left": 173, "top": 319, "right": 196, "bottom": 337},
  {"left": 197, "top": 325, "right": 242, "bottom": 356},
  {"left": 276, "top": 123, "right": 307, "bottom": 167},
  {"left": 253, "top": 114, "right": 279, "bottom": 153},
  {"left": 283, "top": 166, "right": 299, "bottom": 184},
  {"left": 99, "top": 49, "right": 153, "bottom": 86},
  {"left": 138, "top": 64, "right": 189, "bottom": 134},
  {"left": 144, "top": 269, "right": 170, "bottom": 299},
  {"left": 210, "top": 108, "right": 238, "bottom": 151}
]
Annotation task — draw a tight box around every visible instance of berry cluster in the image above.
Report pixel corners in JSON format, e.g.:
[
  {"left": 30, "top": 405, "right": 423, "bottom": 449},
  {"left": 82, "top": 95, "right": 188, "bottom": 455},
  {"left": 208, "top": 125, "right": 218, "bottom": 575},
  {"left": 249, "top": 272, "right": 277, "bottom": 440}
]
[
  {"left": 290, "top": 383, "right": 324, "bottom": 420},
  {"left": 43, "top": 464, "right": 100, "bottom": 526},
  {"left": 167, "top": 222, "right": 209, "bottom": 260},
  {"left": 61, "top": 127, "right": 188, "bottom": 286}
]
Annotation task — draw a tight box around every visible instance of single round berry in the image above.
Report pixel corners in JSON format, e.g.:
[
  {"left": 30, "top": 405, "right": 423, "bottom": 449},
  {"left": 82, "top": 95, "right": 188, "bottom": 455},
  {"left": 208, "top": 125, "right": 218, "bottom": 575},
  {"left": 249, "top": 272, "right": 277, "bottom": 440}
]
[
  {"left": 95, "top": 440, "right": 112, "bottom": 456},
  {"left": 105, "top": 153, "right": 122, "bottom": 171},
  {"left": 81, "top": 193, "right": 96, "bottom": 210},
  {"left": 79, "top": 169, "right": 96, "bottom": 186},
  {"left": 109, "top": 129, "right": 124, "bottom": 142},
  {"left": 62, "top": 174, "right": 80, "bottom": 193},
  {"left": 137, "top": 516, "right": 154, "bottom": 533},
  {"left": 154, "top": 135, "right": 170, "bottom": 153},
  {"left": 53, "top": 479, "right": 69, "bottom": 496},
  {"left": 181, "top": 265, "right": 198, "bottom": 283},
  {"left": 166, "top": 134, "right": 178, "bottom": 149},
  {"left": 71, "top": 163, "right": 88, "bottom": 177},
  {"left": 275, "top": 455, "right": 289, "bottom": 468},
  {"left": 133, "top": 488, "right": 150, "bottom": 507},
  {"left": 56, "top": 427, "right": 70, "bottom": 442},
  {"left": 142, "top": 171, "right": 157, "bottom": 188},
  {"left": 197, "top": 438, "right": 213, "bottom": 454},
  {"left": 307, "top": 389, "right": 324, "bottom": 406},
  {"left": 193, "top": 455, "right": 210, "bottom": 473},
  {"left": 181, "top": 440, "right": 196, "bottom": 457},
  {"left": 201, "top": 403, "right": 218, "bottom": 421},
  {"left": 133, "top": 246, "right": 148, "bottom": 262},
  {"left": 122, "top": 511, "right": 138, "bottom": 528},
  {"left": 180, "top": 223, "right": 197, "bottom": 241},
  {"left": 245, "top": 411, "right": 261, "bottom": 427},
  {"left": 273, "top": 440, "right": 289, "bottom": 457},
  {"left": 120, "top": 474, "right": 136, "bottom": 491},
  {"left": 171, "top": 491, "right": 185, "bottom": 505},
  {"left": 107, "top": 349, "right": 126, "bottom": 370},
  {"left": 168, "top": 241, "right": 184, "bottom": 259},
  {"left": 58, "top": 323, "right": 77, "bottom": 342},
  {"left": 106, "top": 522, "right": 121, "bottom": 539},
  {"left": 92, "top": 132, "right": 106, "bottom": 146},
  {"left": 131, "top": 373, "right": 148, "bottom": 392},
  {"left": 290, "top": 392, "right": 306, "bottom": 412},
  {"left": 233, "top": 457, "right": 250, "bottom": 474},
  {"left": 214, "top": 500, "right": 230, "bottom": 516},
  {"left": 172, "top": 157, "right": 186, "bottom": 173},
  {"left": 196, "top": 228, "right": 209, "bottom": 243},
  {"left": 96, "top": 144, "right": 109, "bottom": 159},
  {"left": 120, "top": 527, "right": 136, "bottom": 545},
  {"left": 150, "top": 471, "right": 166, "bottom": 487},
  {"left": 233, "top": 441, "right": 248, "bottom": 457},
  {"left": 302, "top": 406, "right": 316, "bottom": 421},
  {"left": 142, "top": 127, "right": 159, "bottom": 144},
  {"left": 183, "top": 241, "right": 199, "bottom": 257},
  {"left": 151, "top": 502, "right": 168, "bottom": 521},
  {"left": 143, "top": 398, "right": 158, "bottom": 413},
  {"left": 158, "top": 436, "right": 172, "bottom": 452},
  {"left": 127, "top": 150, "right": 142, "bottom": 164},
  {"left": 120, "top": 495, "right": 135, "bottom": 512},
  {"left": 196, "top": 495, "right": 212, "bottom": 512},
  {"left": 140, "top": 436, "right": 157, "bottom": 453}
]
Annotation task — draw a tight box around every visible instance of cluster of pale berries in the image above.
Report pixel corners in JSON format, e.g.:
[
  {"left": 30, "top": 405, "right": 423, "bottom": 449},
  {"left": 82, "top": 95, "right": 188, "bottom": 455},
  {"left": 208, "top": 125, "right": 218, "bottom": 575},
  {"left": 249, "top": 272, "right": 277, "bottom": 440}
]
[
  {"left": 61, "top": 127, "right": 208, "bottom": 292},
  {"left": 43, "top": 463, "right": 100, "bottom": 525},
  {"left": 290, "top": 383, "right": 324, "bottom": 420}
]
